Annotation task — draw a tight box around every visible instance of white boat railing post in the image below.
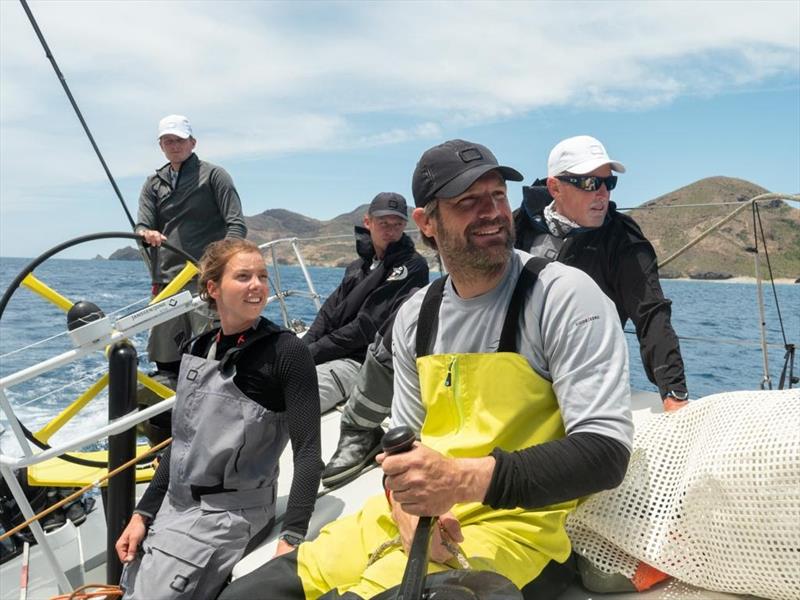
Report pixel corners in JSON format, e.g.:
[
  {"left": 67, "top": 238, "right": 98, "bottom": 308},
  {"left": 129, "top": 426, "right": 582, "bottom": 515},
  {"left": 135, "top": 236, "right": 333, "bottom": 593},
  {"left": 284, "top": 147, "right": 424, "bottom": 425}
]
[
  {"left": 0, "top": 463, "right": 73, "bottom": 594},
  {"left": 267, "top": 244, "right": 291, "bottom": 328},
  {"left": 655, "top": 192, "right": 799, "bottom": 391},
  {"left": 292, "top": 239, "right": 322, "bottom": 312},
  {"left": 0, "top": 388, "right": 35, "bottom": 459}
]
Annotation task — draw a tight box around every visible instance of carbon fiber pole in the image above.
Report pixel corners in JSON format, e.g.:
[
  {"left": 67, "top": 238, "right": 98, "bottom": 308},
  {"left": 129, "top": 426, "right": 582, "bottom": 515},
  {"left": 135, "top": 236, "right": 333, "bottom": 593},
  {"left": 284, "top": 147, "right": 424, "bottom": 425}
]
[{"left": 106, "top": 340, "right": 138, "bottom": 584}]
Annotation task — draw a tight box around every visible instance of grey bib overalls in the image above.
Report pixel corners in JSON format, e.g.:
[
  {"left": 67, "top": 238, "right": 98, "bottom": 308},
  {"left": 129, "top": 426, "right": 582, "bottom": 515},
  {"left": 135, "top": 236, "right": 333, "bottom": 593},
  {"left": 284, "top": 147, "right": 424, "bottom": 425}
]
[{"left": 122, "top": 328, "right": 289, "bottom": 599}]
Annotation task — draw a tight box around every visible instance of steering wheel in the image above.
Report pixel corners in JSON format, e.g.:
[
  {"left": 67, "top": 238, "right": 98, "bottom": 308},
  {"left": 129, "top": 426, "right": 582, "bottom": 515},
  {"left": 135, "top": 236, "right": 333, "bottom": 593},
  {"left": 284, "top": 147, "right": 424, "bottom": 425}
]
[{"left": 0, "top": 232, "right": 198, "bottom": 469}]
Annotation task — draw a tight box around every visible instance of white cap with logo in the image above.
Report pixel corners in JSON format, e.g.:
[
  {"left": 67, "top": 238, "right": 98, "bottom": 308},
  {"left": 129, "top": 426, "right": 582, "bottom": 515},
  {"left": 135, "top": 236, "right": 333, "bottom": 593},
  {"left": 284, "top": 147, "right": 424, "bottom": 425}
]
[
  {"left": 547, "top": 135, "right": 625, "bottom": 176},
  {"left": 158, "top": 115, "right": 193, "bottom": 140}
]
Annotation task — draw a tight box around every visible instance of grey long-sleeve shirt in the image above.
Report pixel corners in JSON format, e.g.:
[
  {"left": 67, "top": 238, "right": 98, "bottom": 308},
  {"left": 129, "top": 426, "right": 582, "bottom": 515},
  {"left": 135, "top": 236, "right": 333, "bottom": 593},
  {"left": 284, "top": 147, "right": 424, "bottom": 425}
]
[{"left": 136, "top": 153, "right": 247, "bottom": 282}]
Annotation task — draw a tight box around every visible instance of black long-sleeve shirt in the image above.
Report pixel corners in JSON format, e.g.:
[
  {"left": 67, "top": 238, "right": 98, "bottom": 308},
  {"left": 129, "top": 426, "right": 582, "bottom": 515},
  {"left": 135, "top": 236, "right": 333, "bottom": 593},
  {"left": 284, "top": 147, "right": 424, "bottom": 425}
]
[
  {"left": 486, "top": 432, "right": 630, "bottom": 509},
  {"left": 136, "top": 319, "right": 322, "bottom": 536}
]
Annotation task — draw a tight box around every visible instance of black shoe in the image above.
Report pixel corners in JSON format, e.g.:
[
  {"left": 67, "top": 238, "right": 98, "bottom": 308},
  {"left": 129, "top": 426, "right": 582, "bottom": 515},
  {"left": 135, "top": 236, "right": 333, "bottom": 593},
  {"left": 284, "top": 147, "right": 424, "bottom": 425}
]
[
  {"left": 321, "top": 426, "right": 384, "bottom": 488},
  {"left": 41, "top": 508, "right": 66, "bottom": 532},
  {"left": 64, "top": 499, "right": 87, "bottom": 526}
]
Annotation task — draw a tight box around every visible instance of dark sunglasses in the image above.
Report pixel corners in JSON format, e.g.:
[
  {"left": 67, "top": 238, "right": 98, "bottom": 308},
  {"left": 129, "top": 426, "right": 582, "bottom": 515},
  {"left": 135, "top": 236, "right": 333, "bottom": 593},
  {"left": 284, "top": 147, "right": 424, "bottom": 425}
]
[{"left": 555, "top": 175, "right": 618, "bottom": 192}]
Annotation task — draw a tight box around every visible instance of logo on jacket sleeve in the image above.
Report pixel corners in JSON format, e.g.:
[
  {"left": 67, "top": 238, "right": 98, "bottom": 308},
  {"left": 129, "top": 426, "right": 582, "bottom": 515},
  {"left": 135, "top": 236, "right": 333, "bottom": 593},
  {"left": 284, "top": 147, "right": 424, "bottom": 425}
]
[{"left": 386, "top": 265, "right": 409, "bottom": 281}]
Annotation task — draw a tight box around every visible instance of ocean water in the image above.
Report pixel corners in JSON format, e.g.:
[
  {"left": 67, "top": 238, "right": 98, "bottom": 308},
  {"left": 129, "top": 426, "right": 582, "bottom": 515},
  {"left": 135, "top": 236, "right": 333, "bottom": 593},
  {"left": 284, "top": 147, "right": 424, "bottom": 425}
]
[{"left": 0, "top": 254, "right": 798, "bottom": 455}]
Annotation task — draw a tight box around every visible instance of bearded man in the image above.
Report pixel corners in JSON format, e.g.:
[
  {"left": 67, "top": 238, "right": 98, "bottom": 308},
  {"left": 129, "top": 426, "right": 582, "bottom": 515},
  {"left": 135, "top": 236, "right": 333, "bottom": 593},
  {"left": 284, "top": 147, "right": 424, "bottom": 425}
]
[{"left": 219, "top": 139, "right": 633, "bottom": 599}]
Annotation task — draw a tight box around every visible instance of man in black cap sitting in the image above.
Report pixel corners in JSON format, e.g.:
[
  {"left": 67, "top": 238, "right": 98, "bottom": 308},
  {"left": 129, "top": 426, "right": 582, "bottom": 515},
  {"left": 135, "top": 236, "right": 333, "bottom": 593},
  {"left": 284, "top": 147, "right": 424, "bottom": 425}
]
[
  {"left": 219, "top": 139, "right": 631, "bottom": 599},
  {"left": 303, "top": 193, "right": 429, "bottom": 419}
]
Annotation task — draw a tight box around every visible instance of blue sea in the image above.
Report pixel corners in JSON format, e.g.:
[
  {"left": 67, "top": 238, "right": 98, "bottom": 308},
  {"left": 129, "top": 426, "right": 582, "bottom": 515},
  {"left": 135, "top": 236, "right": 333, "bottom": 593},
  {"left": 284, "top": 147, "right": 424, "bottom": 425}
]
[{"left": 0, "top": 255, "right": 798, "bottom": 455}]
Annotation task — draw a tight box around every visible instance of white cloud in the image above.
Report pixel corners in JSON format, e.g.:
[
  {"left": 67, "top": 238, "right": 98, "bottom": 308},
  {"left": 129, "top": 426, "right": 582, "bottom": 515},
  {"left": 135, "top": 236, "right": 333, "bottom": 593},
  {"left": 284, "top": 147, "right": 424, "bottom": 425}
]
[{"left": 1, "top": 0, "right": 798, "bottom": 254}]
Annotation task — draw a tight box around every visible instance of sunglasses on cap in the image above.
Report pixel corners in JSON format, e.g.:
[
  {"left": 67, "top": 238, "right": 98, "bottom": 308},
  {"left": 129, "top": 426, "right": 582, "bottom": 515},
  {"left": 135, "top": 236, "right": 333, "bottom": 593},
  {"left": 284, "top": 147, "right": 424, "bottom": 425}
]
[{"left": 555, "top": 175, "right": 618, "bottom": 192}]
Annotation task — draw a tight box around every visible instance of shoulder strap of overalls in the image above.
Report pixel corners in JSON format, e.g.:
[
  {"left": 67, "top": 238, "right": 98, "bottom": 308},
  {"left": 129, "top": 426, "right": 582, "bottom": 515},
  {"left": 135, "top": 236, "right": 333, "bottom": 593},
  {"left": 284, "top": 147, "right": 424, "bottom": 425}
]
[
  {"left": 415, "top": 275, "right": 449, "bottom": 358},
  {"left": 217, "top": 320, "right": 285, "bottom": 374},
  {"left": 497, "top": 257, "right": 550, "bottom": 353},
  {"left": 414, "top": 257, "right": 549, "bottom": 358}
]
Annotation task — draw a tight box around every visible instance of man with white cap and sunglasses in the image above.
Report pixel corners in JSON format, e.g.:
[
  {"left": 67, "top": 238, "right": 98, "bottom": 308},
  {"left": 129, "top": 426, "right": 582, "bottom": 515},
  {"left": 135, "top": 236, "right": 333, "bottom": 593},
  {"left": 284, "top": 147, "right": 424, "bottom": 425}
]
[
  {"left": 136, "top": 114, "right": 247, "bottom": 384},
  {"left": 513, "top": 135, "right": 689, "bottom": 411}
]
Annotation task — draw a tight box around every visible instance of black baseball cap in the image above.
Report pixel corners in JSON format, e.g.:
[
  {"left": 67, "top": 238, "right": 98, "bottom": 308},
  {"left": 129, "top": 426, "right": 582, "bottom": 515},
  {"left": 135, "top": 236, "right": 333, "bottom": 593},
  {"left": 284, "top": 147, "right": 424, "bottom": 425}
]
[
  {"left": 368, "top": 192, "right": 408, "bottom": 220},
  {"left": 411, "top": 139, "right": 524, "bottom": 207}
]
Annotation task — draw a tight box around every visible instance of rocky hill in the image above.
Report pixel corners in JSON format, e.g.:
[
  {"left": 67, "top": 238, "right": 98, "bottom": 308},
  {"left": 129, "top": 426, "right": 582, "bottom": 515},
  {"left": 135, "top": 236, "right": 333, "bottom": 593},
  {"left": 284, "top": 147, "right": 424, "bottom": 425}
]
[
  {"left": 626, "top": 177, "right": 799, "bottom": 279},
  {"left": 242, "top": 176, "right": 798, "bottom": 279},
  {"left": 244, "top": 205, "right": 382, "bottom": 268},
  {"left": 108, "top": 177, "right": 799, "bottom": 279},
  {"left": 107, "top": 246, "right": 142, "bottom": 261}
]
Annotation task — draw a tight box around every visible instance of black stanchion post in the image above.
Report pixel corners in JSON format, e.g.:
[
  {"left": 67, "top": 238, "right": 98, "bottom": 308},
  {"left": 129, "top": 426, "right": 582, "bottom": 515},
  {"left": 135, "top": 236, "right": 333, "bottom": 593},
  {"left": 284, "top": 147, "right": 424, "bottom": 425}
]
[{"left": 106, "top": 340, "right": 137, "bottom": 585}]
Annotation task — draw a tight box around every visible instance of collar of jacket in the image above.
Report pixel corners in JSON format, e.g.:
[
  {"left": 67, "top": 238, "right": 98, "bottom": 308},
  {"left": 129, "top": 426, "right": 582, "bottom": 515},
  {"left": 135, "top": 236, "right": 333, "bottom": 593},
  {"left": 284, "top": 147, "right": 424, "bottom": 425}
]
[
  {"left": 521, "top": 183, "right": 616, "bottom": 235},
  {"left": 155, "top": 152, "right": 199, "bottom": 184},
  {"left": 353, "top": 226, "right": 415, "bottom": 266}
]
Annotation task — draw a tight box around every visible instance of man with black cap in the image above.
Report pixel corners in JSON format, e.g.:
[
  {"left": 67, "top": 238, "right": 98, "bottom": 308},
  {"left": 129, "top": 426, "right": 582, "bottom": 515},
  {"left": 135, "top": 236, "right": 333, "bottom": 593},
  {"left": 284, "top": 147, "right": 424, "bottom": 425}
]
[
  {"left": 513, "top": 135, "right": 689, "bottom": 411},
  {"left": 219, "top": 140, "right": 632, "bottom": 599},
  {"left": 303, "top": 192, "right": 428, "bottom": 414}
]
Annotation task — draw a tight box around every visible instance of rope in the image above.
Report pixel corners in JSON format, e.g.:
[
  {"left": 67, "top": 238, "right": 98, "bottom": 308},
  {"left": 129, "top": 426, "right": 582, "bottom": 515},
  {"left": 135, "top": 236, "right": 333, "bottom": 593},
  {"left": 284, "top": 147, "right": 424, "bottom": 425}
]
[
  {"left": 49, "top": 583, "right": 123, "bottom": 600},
  {"left": 366, "top": 519, "right": 470, "bottom": 569},
  {"left": 617, "top": 196, "right": 800, "bottom": 211},
  {"left": 0, "top": 329, "right": 76, "bottom": 360},
  {"left": 11, "top": 365, "right": 108, "bottom": 409},
  {"left": 0, "top": 437, "right": 172, "bottom": 543}
]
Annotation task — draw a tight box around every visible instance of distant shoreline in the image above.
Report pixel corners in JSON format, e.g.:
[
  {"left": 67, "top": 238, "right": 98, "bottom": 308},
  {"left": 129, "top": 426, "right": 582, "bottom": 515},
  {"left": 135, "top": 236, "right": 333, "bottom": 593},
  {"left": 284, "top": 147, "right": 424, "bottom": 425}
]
[
  {"left": 0, "top": 255, "right": 796, "bottom": 285},
  {"left": 665, "top": 276, "right": 797, "bottom": 285}
]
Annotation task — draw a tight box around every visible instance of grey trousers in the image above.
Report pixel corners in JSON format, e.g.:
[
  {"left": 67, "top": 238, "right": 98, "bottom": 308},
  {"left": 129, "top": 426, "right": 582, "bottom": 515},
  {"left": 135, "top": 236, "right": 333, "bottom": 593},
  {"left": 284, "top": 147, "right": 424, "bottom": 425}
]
[
  {"left": 316, "top": 358, "right": 361, "bottom": 413},
  {"left": 120, "top": 495, "right": 271, "bottom": 600},
  {"left": 340, "top": 340, "right": 394, "bottom": 429},
  {"left": 147, "top": 285, "right": 215, "bottom": 364}
]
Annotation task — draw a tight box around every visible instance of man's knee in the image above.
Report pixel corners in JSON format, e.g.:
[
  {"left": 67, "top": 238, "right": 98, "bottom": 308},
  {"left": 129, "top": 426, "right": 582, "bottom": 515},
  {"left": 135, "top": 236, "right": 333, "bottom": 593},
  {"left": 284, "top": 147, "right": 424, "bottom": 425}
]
[
  {"left": 317, "top": 360, "right": 361, "bottom": 412},
  {"left": 520, "top": 553, "right": 576, "bottom": 600},
  {"left": 217, "top": 551, "right": 304, "bottom": 600}
]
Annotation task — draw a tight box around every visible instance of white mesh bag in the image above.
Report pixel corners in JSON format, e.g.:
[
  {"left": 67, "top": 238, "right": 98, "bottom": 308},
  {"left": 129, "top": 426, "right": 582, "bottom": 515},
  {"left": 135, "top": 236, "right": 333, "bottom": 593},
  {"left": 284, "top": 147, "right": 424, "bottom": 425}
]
[{"left": 566, "top": 389, "right": 800, "bottom": 600}]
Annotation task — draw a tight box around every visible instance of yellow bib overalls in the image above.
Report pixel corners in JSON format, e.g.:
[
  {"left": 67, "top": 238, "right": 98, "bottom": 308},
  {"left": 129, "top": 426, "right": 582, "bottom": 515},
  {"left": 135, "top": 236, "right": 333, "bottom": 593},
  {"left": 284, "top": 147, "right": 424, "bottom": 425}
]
[{"left": 298, "top": 260, "right": 576, "bottom": 599}]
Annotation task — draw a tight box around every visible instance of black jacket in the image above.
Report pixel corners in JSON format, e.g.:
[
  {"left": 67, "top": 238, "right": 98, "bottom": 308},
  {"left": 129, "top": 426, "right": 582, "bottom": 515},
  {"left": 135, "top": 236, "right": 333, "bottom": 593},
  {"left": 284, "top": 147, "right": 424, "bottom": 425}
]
[
  {"left": 303, "top": 228, "right": 429, "bottom": 365},
  {"left": 514, "top": 184, "right": 687, "bottom": 398}
]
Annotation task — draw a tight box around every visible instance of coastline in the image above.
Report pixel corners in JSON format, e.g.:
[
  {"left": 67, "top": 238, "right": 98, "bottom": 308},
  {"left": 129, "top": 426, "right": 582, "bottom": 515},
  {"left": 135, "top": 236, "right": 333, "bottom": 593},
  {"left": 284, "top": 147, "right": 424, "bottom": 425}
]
[{"left": 665, "top": 276, "right": 797, "bottom": 285}]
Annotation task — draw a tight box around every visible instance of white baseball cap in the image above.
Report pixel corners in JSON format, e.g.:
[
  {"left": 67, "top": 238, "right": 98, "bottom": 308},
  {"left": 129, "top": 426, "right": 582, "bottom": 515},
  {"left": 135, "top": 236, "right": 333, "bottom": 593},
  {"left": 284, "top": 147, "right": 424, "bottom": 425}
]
[
  {"left": 547, "top": 135, "right": 625, "bottom": 176},
  {"left": 158, "top": 115, "right": 193, "bottom": 140}
]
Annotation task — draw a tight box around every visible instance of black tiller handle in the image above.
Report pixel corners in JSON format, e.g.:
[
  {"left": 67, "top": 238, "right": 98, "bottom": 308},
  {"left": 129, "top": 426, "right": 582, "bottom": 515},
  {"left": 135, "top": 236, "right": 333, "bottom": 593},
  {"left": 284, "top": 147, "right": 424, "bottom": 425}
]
[{"left": 382, "top": 426, "right": 433, "bottom": 600}]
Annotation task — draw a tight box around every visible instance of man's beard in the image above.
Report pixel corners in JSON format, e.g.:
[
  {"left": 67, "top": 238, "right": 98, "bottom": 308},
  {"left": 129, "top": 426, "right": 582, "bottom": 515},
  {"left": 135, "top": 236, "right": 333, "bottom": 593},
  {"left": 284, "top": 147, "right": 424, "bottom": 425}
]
[{"left": 437, "top": 216, "right": 514, "bottom": 279}]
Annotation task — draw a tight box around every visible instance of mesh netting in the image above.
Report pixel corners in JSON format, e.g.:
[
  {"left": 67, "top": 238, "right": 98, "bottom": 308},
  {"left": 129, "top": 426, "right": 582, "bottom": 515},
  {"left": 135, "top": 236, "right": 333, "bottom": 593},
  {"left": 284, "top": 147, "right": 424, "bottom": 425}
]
[{"left": 566, "top": 389, "right": 800, "bottom": 600}]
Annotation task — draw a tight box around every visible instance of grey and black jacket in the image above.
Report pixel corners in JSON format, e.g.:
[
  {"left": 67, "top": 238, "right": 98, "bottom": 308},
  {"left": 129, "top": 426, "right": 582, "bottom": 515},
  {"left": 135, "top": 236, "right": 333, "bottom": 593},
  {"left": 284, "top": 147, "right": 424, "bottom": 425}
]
[
  {"left": 513, "top": 183, "right": 687, "bottom": 398},
  {"left": 136, "top": 153, "right": 247, "bottom": 282}
]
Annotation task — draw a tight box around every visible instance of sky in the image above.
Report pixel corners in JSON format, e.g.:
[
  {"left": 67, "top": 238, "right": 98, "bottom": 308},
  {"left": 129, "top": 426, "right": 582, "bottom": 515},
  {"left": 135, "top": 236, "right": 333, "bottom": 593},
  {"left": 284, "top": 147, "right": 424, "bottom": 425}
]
[{"left": 1, "top": 0, "right": 798, "bottom": 259}]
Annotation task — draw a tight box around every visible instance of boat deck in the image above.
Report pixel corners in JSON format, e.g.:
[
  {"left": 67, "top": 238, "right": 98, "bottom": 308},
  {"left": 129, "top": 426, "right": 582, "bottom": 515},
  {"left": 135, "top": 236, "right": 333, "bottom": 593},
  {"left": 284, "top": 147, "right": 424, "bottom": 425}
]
[{"left": 1, "top": 390, "right": 761, "bottom": 599}]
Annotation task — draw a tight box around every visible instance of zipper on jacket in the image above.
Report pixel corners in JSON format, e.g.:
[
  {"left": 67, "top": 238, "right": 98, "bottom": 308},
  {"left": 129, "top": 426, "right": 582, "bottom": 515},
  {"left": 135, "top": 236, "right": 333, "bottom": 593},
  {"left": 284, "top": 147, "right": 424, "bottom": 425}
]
[
  {"left": 445, "top": 356, "right": 465, "bottom": 430},
  {"left": 444, "top": 356, "right": 456, "bottom": 387}
]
